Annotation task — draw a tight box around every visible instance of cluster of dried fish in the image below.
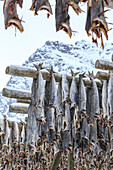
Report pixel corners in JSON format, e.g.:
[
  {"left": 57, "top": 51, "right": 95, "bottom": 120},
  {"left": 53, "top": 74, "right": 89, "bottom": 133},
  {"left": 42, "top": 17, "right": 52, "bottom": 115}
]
[
  {"left": 0, "top": 69, "right": 113, "bottom": 169},
  {"left": 85, "top": 0, "right": 109, "bottom": 49},
  {"left": 3, "top": 0, "right": 24, "bottom": 32}
]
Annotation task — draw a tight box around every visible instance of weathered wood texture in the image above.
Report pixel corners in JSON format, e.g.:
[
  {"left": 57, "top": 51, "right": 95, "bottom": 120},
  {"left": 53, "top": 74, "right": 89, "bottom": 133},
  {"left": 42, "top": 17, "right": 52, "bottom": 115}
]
[
  {"left": 95, "top": 60, "right": 113, "bottom": 71},
  {"left": 2, "top": 87, "right": 31, "bottom": 100},
  {"left": 17, "top": 99, "right": 31, "bottom": 104},
  {"left": 96, "top": 71, "right": 110, "bottom": 80},
  {"left": 5, "top": 65, "right": 102, "bottom": 88},
  {"left": 9, "top": 104, "right": 29, "bottom": 114}
]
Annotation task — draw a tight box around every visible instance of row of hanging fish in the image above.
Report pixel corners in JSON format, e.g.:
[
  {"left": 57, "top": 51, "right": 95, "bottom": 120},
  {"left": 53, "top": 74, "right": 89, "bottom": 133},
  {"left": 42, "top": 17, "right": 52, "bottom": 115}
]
[
  {"left": 85, "top": 0, "right": 109, "bottom": 49},
  {"left": 3, "top": 0, "right": 24, "bottom": 32},
  {"left": 2, "top": 0, "right": 111, "bottom": 48}
]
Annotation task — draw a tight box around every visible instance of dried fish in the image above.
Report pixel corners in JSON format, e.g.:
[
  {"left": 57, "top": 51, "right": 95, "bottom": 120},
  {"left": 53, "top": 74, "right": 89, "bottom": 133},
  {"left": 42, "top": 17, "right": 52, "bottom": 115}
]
[
  {"left": 62, "top": 74, "right": 70, "bottom": 103},
  {"left": 30, "top": 0, "right": 36, "bottom": 11},
  {"left": 3, "top": 1, "right": 24, "bottom": 32},
  {"left": 34, "top": 70, "right": 45, "bottom": 122},
  {"left": 63, "top": 103, "right": 70, "bottom": 133},
  {"left": 78, "top": 73, "right": 87, "bottom": 118},
  {"left": 55, "top": 0, "right": 72, "bottom": 37},
  {"left": 48, "top": 67, "right": 57, "bottom": 108},
  {"left": 85, "top": 0, "right": 108, "bottom": 48},
  {"left": 5, "top": 0, "right": 23, "bottom": 9},
  {"left": 108, "top": 72, "right": 113, "bottom": 118},
  {"left": 70, "top": 70, "right": 79, "bottom": 109},
  {"left": 66, "top": 0, "right": 81, "bottom": 15},
  {"left": 3, "top": 116, "right": 10, "bottom": 147},
  {"left": 35, "top": 0, "right": 52, "bottom": 15},
  {"left": 102, "top": 80, "right": 108, "bottom": 119}
]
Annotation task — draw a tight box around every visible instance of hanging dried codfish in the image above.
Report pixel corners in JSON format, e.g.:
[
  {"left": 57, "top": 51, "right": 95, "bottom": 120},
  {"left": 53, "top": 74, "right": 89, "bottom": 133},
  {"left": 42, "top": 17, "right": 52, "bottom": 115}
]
[
  {"left": 26, "top": 103, "right": 37, "bottom": 149},
  {"left": 30, "top": 0, "right": 36, "bottom": 11},
  {"left": 34, "top": 69, "right": 45, "bottom": 123},
  {"left": 3, "top": 1, "right": 24, "bottom": 32},
  {"left": 55, "top": 0, "right": 72, "bottom": 37},
  {"left": 66, "top": 0, "right": 82, "bottom": 15},
  {"left": 3, "top": 116, "right": 10, "bottom": 147},
  {"left": 79, "top": 73, "right": 89, "bottom": 154},
  {"left": 62, "top": 74, "right": 70, "bottom": 103},
  {"left": 88, "top": 72, "right": 100, "bottom": 155},
  {"left": 63, "top": 103, "right": 71, "bottom": 133},
  {"left": 56, "top": 82, "right": 63, "bottom": 138},
  {"left": 70, "top": 70, "right": 79, "bottom": 109},
  {"left": 48, "top": 67, "right": 57, "bottom": 109},
  {"left": 85, "top": 0, "right": 109, "bottom": 49},
  {"left": 12, "top": 122, "right": 19, "bottom": 145},
  {"left": 34, "top": 0, "right": 52, "bottom": 15},
  {"left": 102, "top": 80, "right": 109, "bottom": 119},
  {"left": 5, "top": 0, "right": 23, "bottom": 10},
  {"left": 108, "top": 72, "right": 113, "bottom": 119}
]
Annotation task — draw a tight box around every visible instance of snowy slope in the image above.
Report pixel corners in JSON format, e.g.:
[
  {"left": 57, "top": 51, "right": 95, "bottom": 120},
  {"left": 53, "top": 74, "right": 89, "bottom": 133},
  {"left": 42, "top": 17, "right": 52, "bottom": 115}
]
[{"left": 0, "top": 40, "right": 113, "bottom": 121}]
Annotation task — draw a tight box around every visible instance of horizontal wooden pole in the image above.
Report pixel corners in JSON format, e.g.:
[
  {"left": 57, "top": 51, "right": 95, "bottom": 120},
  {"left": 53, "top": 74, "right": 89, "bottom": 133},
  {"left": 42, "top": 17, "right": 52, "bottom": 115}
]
[
  {"left": 5, "top": 65, "right": 102, "bottom": 88},
  {"left": 2, "top": 87, "right": 31, "bottom": 100},
  {"left": 17, "top": 99, "right": 31, "bottom": 104},
  {"left": 96, "top": 71, "right": 110, "bottom": 80},
  {"left": 9, "top": 103, "right": 29, "bottom": 114},
  {"left": 95, "top": 60, "right": 113, "bottom": 71}
]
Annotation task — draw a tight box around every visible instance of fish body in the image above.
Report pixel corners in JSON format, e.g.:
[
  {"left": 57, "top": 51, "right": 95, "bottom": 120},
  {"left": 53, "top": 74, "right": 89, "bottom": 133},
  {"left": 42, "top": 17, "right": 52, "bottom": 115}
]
[
  {"left": 57, "top": 82, "right": 63, "bottom": 116},
  {"left": 34, "top": 70, "right": 45, "bottom": 122},
  {"left": 88, "top": 72, "right": 100, "bottom": 121},
  {"left": 49, "top": 71, "right": 57, "bottom": 108},
  {"left": 78, "top": 73, "right": 86, "bottom": 117},
  {"left": 12, "top": 122, "right": 19, "bottom": 144},
  {"left": 102, "top": 80, "right": 108, "bottom": 118},
  {"left": 66, "top": 0, "right": 81, "bottom": 14},
  {"left": 63, "top": 103, "right": 70, "bottom": 133},
  {"left": 62, "top": 74, "right": 69, "bottom": 103},
  {"left": 55, "top": 0, "right": 72, "bottom": 37},
  {"left": 5, "top": 0, "right": 23, "bottom": 9},
  {"left": 26, "top": 104, "right": 37, "bottom": 148},
  {"left": 70, "top": 71, "right": 78, "bottom": 109},
  {"left": 35, "top": 0, "right": 52, "bottom": 15},
  {"left": 3, "top": 1, "right": 24, "bottom": 32},
  {"left": 3, "top": 117, "right": 10, "bottom": 146},
  {"left": 108, "top": 72, "right": 113, "bottom": 117},
  {"left": 47, "top": 107, "right": 55, "bottom": 131}
]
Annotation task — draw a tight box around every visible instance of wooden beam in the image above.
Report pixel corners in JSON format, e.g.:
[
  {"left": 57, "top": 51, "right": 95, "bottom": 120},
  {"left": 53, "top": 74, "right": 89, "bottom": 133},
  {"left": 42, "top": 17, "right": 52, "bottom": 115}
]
[
  {"left": 5, "top": 65, "right": 102, "bottom": 88},
  {"left": 68, "top": 152, "right": 74, "bottom": 170},
  {"left": 96, "top": 71, "right": 110, "bottom": 80},
  {"left": 2, "top": 87, "right": 31, "bottom": 100},
  {"left": 49, "top": 153, "right": 61, "bottom": 170},
  {"left": 95, "top": 60, "right": 113, "bottom": 71},
  {"left": 9, "top": 103, "right": 29, "bottom": 114},
  {"left": 17, "top": 99, "right": 31, "bottom": 104}
]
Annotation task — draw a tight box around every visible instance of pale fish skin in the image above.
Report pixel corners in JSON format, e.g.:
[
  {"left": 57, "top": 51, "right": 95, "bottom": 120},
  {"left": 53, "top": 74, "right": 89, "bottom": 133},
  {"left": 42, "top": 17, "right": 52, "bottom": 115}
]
[
  {"left": 102, "top": 80, "right": 109, "bottom": 118},
  {"left": 4, "top": 117, "right": 10, "bottom": 146},
  {"left": 79, "top": 73, "right": 88, "bottom": 154},
  {"left": 63, "top": 103, "right": 70, "bottom": 133},
  {"left": 70, "top": 73, "right": 78, "bottom": 109},
  {"left": 108, "top": 71, "right": 113, "bottom": 117},
  {"left": 88, "top": 72, "right": 100, "bottom": 154},
  {"left": 47, "top": 107, "right": 55, "bottom": 131},
  {"left": 49, "top": 72, "right": 57, "bottom": 108},
  {"left": 56, "top": 82, "right": 63, "bottom": 116},
  {"left": 62, "top": 74, "right": 69, "bottom": 103},
  {"left": 35, "top": 70, "right": 45, "bottom": 122}
]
